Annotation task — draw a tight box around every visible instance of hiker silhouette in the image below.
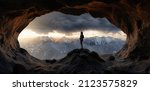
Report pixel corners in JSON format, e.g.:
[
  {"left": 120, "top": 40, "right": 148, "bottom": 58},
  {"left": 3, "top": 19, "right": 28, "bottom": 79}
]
[{"left": 80, "top": 32, "right": 84, "bottom": 49}]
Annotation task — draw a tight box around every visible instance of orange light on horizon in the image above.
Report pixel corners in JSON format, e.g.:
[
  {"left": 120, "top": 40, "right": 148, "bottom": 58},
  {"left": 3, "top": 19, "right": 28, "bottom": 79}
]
[
  {"left": 48, "top": 31, "right": 66, "bottom": 38},
  {"left": 18, "top": 29, "right": 126, "bottom": 41},
  {"left": 18, "top": 29, "right": 46, "bottom": 39}
]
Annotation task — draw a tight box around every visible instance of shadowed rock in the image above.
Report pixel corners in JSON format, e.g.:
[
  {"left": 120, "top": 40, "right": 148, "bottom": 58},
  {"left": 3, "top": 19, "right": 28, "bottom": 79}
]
[
  {"left": 0, "top": 0, "right": 150, "bottom": 73},
  {"left": 56, "top": 49, "right": 105, "bottom": 73}
]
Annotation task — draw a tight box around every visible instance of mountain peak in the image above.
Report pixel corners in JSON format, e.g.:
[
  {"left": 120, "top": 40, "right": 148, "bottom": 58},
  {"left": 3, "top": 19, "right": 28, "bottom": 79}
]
[
  {"left": 66, "top": 49, "right": 104, "bottom": 62},
  {"left": 57, "top": 49, "right": 105, "bottom": 73}
]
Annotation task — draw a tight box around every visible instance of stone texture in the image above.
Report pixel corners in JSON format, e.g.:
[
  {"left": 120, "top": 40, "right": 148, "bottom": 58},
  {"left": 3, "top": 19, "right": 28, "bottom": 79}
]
[{"left": 0, "top": 0, "right": 150, "bottom": 73}]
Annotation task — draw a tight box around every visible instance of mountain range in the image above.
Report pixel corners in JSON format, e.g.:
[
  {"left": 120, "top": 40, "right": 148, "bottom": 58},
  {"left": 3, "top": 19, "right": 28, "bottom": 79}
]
[{"left": 19, "top": 36, "right": 125, "bottom": 60}]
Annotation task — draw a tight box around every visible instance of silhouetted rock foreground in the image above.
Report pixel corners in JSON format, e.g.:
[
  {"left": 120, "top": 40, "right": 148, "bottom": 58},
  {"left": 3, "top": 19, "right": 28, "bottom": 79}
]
[
  {"left": 4, "top": 49, "right": 150, "bottom": 74},
  {"left": 56, "top": 49, "right": 105, "bottom": 73}
]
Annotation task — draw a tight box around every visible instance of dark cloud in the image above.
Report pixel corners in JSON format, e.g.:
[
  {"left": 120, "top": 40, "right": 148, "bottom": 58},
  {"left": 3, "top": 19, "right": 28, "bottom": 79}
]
[{"left": 26, "top": 12, "right": 120, "bottom": 34}]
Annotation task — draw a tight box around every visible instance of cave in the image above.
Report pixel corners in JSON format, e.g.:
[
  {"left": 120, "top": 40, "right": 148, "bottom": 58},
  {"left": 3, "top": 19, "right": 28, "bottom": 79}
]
[{"left": 1, "top": 0, "right": 150, "bottom": 73}]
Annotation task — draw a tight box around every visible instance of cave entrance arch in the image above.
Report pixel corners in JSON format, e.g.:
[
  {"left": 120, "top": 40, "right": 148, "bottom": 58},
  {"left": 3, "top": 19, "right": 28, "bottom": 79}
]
[
  {"left": 1, "top": 1, "right": 150, "bottom": 73},
  {"left": 18, "top": 12, "right": 126, "bottom": 60}
]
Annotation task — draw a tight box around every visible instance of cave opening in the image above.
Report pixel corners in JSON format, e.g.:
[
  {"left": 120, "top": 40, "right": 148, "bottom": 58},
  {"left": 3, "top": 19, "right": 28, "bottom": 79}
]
[{"left": 18, "top": 12, "right": 126, "bottom": 60}]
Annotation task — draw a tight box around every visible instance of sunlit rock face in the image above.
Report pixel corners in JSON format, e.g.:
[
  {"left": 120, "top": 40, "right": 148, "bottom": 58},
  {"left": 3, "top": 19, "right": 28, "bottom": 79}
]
[{"left": 0, "top": 0, "right": 150, "bottom": 73}]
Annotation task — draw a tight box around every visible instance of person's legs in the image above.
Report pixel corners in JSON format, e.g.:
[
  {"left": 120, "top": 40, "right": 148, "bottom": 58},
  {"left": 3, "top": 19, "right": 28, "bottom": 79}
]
[{"left": 80, "top": 39, "right": 83, "bottom": 49}]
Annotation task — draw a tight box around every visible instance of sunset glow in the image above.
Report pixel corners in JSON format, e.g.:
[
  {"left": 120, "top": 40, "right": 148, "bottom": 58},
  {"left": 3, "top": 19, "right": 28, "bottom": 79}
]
[
  {"left": 18, "top": 29, "right": 47, "bottom": 39},
  {"left": 48, "top": 31, "right": 66, "bottom": 38},
  {"left": 47, "top": 30, "right": 126, "bottom": 40},
  {"left": 19, "top": 29, "right": 40, "bottom": 38},
  {"left": 19, "top": 29, "right": 126, "bottom": 40}
]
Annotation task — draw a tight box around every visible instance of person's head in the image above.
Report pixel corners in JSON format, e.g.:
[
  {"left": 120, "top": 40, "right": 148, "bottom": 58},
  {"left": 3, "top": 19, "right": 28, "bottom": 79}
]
[{"left": 81, "top": 31, "right": 83, "bottom": 34}]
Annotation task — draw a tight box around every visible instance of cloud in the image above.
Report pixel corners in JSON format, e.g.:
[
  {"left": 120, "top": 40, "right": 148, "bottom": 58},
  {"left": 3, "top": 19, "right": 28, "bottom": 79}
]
[{"left": 25, "top": 12, "right": 120, "bottom": 34}]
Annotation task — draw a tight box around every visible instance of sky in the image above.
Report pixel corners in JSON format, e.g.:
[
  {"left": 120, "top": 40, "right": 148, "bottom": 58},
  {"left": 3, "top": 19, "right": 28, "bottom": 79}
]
[
  {"left": 19, "top": 11, "right": 126, "bottom": 40},
  {"left": 18, "top": 12, "right": 126, "bottom": 59}
]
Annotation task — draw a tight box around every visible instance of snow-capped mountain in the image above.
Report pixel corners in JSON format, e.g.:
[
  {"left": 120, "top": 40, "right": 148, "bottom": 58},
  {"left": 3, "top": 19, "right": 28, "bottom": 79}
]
[
  {"left": 84, "top": 36, "right": 125, "bottom": 54},
  {"left": 19, "top": 36, "right": 125, "bottom": 60}
]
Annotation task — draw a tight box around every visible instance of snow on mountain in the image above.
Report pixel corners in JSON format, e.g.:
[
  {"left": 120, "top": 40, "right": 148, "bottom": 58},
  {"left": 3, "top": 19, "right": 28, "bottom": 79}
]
[{"left": 19, "top": 36, "right": 125, "bottom": 60}]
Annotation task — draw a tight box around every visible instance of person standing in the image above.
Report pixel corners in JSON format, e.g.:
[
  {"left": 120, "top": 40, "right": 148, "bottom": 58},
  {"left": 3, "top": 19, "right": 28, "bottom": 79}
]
[{"left": 80, "top": 31, "right": 84, "bottom": 49}]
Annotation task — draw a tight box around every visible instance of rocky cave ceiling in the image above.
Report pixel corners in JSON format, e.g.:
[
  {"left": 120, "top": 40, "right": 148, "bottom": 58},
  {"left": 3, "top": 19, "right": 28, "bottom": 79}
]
[{"left": 0, "top": 0, "right": 150, "bottom": 60}]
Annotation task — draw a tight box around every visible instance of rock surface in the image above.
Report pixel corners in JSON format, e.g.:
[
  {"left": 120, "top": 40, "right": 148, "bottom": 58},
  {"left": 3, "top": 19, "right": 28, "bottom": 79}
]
[
  {"left": 56, "top": 49, "right": 105, "bottom": 73},
  {"left": 0, "top": 0, "right": 150, "bottom": 73}
]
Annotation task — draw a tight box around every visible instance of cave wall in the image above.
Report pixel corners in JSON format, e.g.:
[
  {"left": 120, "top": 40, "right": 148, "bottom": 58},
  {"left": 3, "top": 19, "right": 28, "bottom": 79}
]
[{"left": 1, "top": 0, "right": 150, "bottom": 63}]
